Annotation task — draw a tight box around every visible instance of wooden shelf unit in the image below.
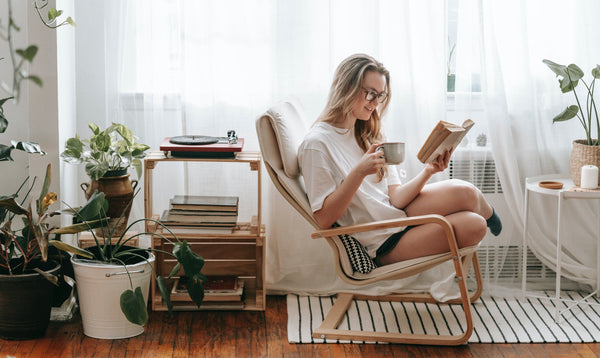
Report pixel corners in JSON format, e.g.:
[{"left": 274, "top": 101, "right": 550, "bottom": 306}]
[{"left": 144, "top": 150, "right": 265, "bottom": 311}]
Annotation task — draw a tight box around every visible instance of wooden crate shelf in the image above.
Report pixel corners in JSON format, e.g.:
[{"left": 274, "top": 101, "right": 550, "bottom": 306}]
[{"left": 144, "top": 150, "right": 266, "bottom": 311}]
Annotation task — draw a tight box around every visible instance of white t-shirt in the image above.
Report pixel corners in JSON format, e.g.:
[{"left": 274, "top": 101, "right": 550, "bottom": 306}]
[{"left": 298, "top": 122, "right": 406, "bottom": 257}]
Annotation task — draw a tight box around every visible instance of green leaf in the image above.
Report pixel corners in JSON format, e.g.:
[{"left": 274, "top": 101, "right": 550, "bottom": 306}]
[
  {"left": 553, "top": 105, "right": 579, "bottom": 123},
  {"left": 0, "top": 114, "right": 7, "bottom": 134},
  {"left": 0, "top": 144, "right": 13, "bottom": 161},
  {"left": 86, "top": 161, "right": 110, "bottom": 181},
  {"left": 559, "top": 78, "right": 578, "bottom": 93},
  {"left": 566, "top": 64, "right": 584, "bottom": 81},
  {"left": 0, "top": 195, "right": 28, "bottom": 215},
  {"left": 156, "top": 276, "right": 173, "bottom": 313},
  {"left": 47, "top": 8, "right": 62, "bottom": 21},
  {"left": 51, "top": 218, "right": 106, "bottom": 234},
  {"left": 112, "top": 123, "right": 135, "bottom": 145},
  {"left": 168, "top": 262, "right": 181, "bottom": 278},
  {"left": 0, "top": 97, "right": 14, "bottom": 108},
  {"left": 26, "top": 75, "right": 43, "bottom": 87},
  {"left": 172, "top": 242, "right": 206, "bottom": 307},
  {"left": 131, "top": 158, "right": 143, "bottom": 179},
  {"left": 49, "top": 240, "right": 94, "bottom": 258},
  {"left": 543, "top": 59, "right": 567, "bottom": 77},
  {"left": 88, "top": 122, "right": 100, "bottom": 135},
  {"left": 73, "top": 190, "right": 109, "bottom": 221},
  {"left": 66, "top": 17, "right": 76, "bottom": 27},
  {"left": 12, "top": 141, "right": 46, "bottom": 155},
  {"left": 15, "top": 45, "right": 38, "bottom": 63},
  {"left": 120, "top": 287, "right": 148, "bottom": 326},
  {"left": 592, "top": 65, "right": 600, "bottom": 79}
]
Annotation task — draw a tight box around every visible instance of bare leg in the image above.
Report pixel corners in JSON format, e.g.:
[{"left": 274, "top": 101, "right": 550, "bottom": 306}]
[
  {"left": 404, "top": 179, "right": 493, "bottom": 219},
  {"left": 378, "top": 211, "right": 486, "bottom": 264},
  {"left": 378, "top": 179, "right": 491, "bottom": 265}
]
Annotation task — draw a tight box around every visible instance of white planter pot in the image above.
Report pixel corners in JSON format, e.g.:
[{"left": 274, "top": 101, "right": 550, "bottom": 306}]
[{"left": 71, "top": 252, "right": 155, "bottom": 339}]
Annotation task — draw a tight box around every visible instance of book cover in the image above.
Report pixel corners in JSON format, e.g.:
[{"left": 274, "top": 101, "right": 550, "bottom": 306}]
[
  {"left": 417, "top": 119, "right": 475, "bottom": 164},
  {"left": 168, "top": 209, "right": 238, "bottom": 216},
  {"left": 170, "top": 195, "right": 239, "bottom": 211},
  {"left": 160, "top": 226, "right": 234, "bottom": 235},
  {"left": 161, "top": 210, "right": 237, "bottom": 224}
]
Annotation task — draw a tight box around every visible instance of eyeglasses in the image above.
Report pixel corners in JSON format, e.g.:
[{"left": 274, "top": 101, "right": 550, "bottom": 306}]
[{"left": 362, "top": 87, "right": 388, "bottom": 103}]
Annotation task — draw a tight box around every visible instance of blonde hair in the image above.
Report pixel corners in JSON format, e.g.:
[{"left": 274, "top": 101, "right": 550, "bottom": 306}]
[{"left": 318, "top": 53, "right": 391, "bottom": 180}]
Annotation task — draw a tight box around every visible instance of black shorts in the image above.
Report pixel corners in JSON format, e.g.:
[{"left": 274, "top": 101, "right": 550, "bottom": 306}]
[{"left": 374, "top": 226, "right": 415, "bottom": 265}]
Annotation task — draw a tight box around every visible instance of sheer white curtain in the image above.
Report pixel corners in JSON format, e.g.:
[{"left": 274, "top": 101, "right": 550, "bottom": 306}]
[
  {"left": 70, "top": 0, "right": 457, "bottom": 296},
  {"left": 459, "top": 0, "right": 600, "bottom": 291}
]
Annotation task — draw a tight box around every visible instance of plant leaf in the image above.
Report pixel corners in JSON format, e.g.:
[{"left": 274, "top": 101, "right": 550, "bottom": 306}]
[
  {"left": 559, "top": 78, "right": 578, "bottom": 93},
  {"left": 553, "top": 105, "right": 579, "bottom": 123},
  {"left": 33, "top": 268, "right": 59, "bottom": 286},
  {"left": 15, "top": 45, "right": 38, "bottom": 63},
  {"left": 172, "top": 241, "right": 205, "bottom": 307},
  {"left": 168, "top": 262, "right": 181, "bottom": 278},
  {"left": 0, "top": 195, "right": 28, "bottom": 215},
  {"left": 49, "top": 240, "right": 94, "bottom": 258},
  {"left": 25, "top": 75, "right": 43, "bottom": 87},
  {"left": 88, "top": 122, "right": 100, "bottom": 135},
  {"left": 592, "top": 65, "right": 600, "bottom": 79},
  {"left": 0, "top": 144, "right": 13, "bottom": 161},
  {"left": 156, "top": 276, "right": 173, "bottom": 313},
  {"left": 85, "top": 161, "right": 110, "bottom": 181},
  {"left": 37, "top": 164, "right": 52, "bottom": 215},
  {"left": 120, "top": 287, "right": 148, "bottom": 326},
  {"left": 11, "top": 141, "right": 46, "bottom": 155},
  {"left": 566, "top": 64, "right": 584, "bottom": 81},
  {"left": 73, "top": 190, "right": 109, "bottom": 221},
  {"left": 50, "top": 218, "right": 106, "bottom": 234},
  {"left": 543, "top": 59, "right": 567, "bottom": 77},
  {"left": 0, "top": 113, "right": 7, "bottom": 134}
]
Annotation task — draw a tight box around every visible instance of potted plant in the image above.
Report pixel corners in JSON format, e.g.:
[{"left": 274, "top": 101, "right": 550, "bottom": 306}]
[
  {"left": 543, "top": 59, "right": 600, "bottom": 186},
  {"left": 50, "top": 191, "right": 207, "bottom": 339},
  {"left": 61, "top": 122, "right": 151, "bottom": 236},
  {"left": 0, "top": 164, "right": 106, "bottom": 339}
]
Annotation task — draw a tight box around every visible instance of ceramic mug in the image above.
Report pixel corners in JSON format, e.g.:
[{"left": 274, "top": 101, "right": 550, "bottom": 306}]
[{"left": 376, "top": 142, "right": 405, "bottom": 165}]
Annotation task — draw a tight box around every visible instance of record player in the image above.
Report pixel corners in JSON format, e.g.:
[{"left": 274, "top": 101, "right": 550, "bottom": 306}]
[{"left": 160, "top": 130, "right": 244, "bottom": 158}]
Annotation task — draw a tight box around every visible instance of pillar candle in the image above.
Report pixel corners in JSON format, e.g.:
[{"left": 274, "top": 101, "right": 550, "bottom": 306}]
[{"left": 580, "top": 165, "right": 599, "bottom": 189}]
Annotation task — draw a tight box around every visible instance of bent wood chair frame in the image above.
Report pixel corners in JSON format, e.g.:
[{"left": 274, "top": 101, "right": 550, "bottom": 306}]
[{"left": 256, "top": 100, "right": 483, "bottom": 345}]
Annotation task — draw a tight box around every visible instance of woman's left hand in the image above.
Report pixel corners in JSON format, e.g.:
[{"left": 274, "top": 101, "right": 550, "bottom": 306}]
[{"left": 426, "top": 149, "right": 452, "bottom": 174}]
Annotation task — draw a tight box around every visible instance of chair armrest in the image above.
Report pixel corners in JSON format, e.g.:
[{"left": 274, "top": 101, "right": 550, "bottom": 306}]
[{"left": 311, "top": 214, "right": 452, "bottom": 239}]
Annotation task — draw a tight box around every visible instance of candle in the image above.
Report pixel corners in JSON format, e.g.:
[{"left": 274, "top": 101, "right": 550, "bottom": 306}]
[{"left": 580, "top": 165, "right": 599, "bottom": 189}]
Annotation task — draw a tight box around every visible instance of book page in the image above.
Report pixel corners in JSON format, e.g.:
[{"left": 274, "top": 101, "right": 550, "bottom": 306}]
[{"left": 417, "top": 119, "right": 474, "bottom": 163}]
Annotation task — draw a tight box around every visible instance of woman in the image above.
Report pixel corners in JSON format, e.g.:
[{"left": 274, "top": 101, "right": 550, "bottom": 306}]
[{"left": 298, "top": 53, "right": 501, "bottom": 266}]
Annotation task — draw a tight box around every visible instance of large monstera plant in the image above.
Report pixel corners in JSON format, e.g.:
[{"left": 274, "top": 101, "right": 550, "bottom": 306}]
[{"left": 543, "top": 59, "right": 600, "bottom": 146}]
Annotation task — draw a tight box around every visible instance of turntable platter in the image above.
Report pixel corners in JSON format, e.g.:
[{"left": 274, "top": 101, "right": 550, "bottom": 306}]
[{"left": 169, "top": 135, "right": 219, "bottom": 145}]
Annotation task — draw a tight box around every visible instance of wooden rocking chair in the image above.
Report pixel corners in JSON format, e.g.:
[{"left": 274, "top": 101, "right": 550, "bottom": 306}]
[{"left": 256, "top": 98, "right": 483, "bottom": 345}]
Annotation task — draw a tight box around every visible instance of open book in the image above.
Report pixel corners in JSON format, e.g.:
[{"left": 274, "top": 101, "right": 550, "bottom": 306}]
[{"left": 417, "top": 119, "right": 475, "bottom": 163}]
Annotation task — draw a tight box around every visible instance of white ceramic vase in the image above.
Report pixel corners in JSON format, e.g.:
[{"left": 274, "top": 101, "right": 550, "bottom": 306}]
[{"left": 71, "top": 253, "right": 155, "bottom": 339}]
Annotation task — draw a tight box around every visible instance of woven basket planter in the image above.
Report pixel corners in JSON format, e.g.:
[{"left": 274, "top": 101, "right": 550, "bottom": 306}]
[{"left": 570, "top": 139, "right": 600, "bottom": 186}]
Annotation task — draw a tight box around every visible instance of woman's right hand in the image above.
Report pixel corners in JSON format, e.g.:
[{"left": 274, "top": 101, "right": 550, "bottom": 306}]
[{"left": 355, "top": 143, "right": 386, "bottom": 177}]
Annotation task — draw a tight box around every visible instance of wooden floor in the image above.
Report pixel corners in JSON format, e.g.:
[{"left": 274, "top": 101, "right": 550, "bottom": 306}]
[{"left": 2, "top": 295, "right": 600, "bottom": 357}]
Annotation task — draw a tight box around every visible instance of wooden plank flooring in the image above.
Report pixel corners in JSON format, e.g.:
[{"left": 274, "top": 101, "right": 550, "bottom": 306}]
[{"left": 2, "top": 295, "right": 600, "bottom": 357}]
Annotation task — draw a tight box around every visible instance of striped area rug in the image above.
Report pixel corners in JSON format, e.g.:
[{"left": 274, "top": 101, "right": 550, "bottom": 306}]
[{"left": 287, "top": 292, "right": 600, "bottom": 343}]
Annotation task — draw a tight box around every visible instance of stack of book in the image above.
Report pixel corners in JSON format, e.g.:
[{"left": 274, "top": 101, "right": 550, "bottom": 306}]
[
  {"left": 160, "top": 195, "right": 239, "bottom": 234},
  {"left": 171, "top": 275, "right": 245, "bottom": 309}
]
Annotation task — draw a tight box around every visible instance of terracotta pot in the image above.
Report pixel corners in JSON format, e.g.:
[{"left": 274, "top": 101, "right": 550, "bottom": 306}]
[
  {"left": 570, "top": 139, "right": 600, "bottom": 186},
  {"left": 0, "top": 260, "right": 61, "bottom": 340},
  {"left": 81, "top": 173, "right": 138, "bottom": 237}
]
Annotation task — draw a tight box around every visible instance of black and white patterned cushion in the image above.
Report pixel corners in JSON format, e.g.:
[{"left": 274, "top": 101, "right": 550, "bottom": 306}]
[{"left": 339, "top": 233, "right": 378, "bottom": 274}]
